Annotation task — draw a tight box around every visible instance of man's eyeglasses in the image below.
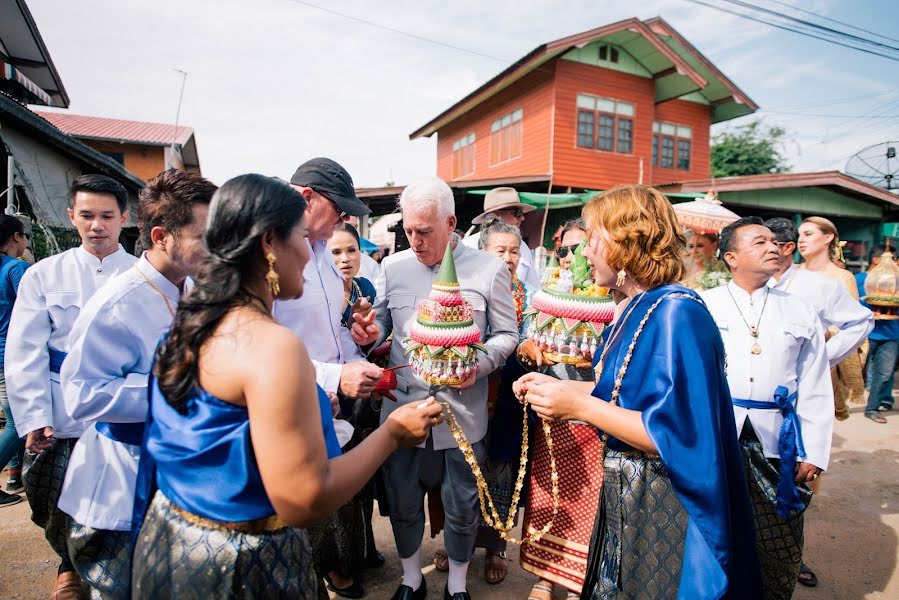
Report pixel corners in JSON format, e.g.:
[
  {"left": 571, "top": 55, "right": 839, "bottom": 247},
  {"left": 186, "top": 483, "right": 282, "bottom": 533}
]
[
  {"left": 496, "top": 207, "right": 524, "bottom": 219},
  {"left": 315, "top": 189, "right": 347, "bottom": 220},
  {"left": 556, "top": 243, "right": 580, "bottom": 259}
]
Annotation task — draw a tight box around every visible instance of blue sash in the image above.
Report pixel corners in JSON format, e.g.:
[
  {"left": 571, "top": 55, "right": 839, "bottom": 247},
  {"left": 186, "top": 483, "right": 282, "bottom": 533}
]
[
  {"left": 49, "top": 348, "right": 67, "bottom": 374},
  {"left": 733, "top": 385, "right": 807, "bottom": 518},
  {"left": 96, "top": 421, "right": 145, "bottom": 446}
]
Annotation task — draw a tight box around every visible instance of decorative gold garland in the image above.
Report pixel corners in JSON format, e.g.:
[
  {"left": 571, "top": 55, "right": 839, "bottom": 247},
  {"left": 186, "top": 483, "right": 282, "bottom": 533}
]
[{"left": 437, "top": 397, "right": 559, "bottom": 546}]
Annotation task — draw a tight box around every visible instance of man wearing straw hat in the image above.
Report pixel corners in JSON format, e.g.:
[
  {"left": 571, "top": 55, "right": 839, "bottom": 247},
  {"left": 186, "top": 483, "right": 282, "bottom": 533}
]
[{"left": 463, "top": 187, "right": 540, "bottom": 292}]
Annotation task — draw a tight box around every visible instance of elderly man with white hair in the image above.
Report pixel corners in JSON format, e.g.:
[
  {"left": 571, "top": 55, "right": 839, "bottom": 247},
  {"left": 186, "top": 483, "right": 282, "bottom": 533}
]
[{"left": 372, "top": 177, "right": 519, "bottom": 600}]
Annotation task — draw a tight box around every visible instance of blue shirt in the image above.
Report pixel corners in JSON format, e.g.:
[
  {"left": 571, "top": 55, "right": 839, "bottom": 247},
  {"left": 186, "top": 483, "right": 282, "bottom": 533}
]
[
  {"left": 0, "top": 255, "right": 29, "bottom": 366},
  {"left": 856, "top": 272, "right": 899, "bottom": 341}
]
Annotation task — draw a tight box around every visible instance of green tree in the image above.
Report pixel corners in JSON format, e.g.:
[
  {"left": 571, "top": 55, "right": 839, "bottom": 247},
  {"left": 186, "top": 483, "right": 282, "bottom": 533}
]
[{"left": 711, "top": 120, "right": 791, "bottom": 177}]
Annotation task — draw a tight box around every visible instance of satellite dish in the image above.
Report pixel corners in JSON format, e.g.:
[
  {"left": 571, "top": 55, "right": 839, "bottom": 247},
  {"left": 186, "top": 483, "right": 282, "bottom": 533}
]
[{"left": 846, "top": 142, "right": 898, "bottom": 190}]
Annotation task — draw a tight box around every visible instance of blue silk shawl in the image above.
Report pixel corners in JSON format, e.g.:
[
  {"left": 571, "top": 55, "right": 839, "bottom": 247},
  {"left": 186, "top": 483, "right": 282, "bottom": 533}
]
[{"left": 593, "top": 284, "right": 762, "bottom": 599}]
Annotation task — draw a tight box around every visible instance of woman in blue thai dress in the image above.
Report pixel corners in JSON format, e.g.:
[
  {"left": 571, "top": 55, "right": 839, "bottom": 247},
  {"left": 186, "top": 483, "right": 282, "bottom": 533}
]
[
  {"left": 515, "top": 185, "right": 763, "bottom": 599},
  {"left": 130, "top": 174, "right": 443, "bottom": 599}
]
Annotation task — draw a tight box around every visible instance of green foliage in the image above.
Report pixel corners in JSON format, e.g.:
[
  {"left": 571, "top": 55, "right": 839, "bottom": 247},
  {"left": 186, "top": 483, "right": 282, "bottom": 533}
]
[
  {"left": 711, "top": 120, "right": 791, "bottom": 178},
  {"left": 570, "top": 240, "right": 592, "bottom": 288},
  {"left": 30, "top": 225, "right": 81, "bottom": 261}
]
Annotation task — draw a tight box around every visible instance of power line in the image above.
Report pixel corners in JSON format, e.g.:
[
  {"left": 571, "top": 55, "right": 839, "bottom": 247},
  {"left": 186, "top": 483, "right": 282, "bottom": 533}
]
[
  {"left": 683, "top": 0, "right": 899, "bottom": 63},
  {"left": 717, "top": 0, "right": 899, "bottom": 54},
  {"left": 764, "top": 0, "right": 899, "bottom": 45},
  {"left": 283, "top": 0, "right": 510, "bottom": 64},
  {"left": 763, "top": 111, "right": 899, "bottom": 119}
]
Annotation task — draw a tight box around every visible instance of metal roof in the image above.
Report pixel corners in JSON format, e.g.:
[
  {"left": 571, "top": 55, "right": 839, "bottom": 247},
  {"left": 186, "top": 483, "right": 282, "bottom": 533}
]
[
  {"left": 33, "top": 111, "right": 194, "bottom": 146},
  {"left": 0, "top": 92, "right": 144, "bottom": 189},
  {"left": 0, "top": 0, "right": 69, "bottom": 107}
]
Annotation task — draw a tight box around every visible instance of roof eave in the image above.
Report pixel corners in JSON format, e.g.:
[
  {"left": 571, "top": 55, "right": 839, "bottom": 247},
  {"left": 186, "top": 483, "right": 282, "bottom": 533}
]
[{"left": 12, "top": 0, "right": 70, "bottom": 108}]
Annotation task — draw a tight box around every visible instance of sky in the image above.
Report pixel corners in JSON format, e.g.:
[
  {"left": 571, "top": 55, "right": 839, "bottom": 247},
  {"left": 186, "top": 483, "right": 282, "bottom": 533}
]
[{"left": 27, "top": 0, "right": 899, "bottom": 188}]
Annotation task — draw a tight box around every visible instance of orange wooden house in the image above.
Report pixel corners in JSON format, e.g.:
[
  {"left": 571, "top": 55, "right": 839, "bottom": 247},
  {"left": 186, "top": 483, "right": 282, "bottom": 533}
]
[{"left": 410, "top": 16, "right": 757, "bottom": 193}]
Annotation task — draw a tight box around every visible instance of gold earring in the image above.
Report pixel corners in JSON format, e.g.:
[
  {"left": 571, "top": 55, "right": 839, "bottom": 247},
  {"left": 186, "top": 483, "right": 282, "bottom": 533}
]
[
  {"left": 616, "top": 269, "right": 627, "bottom": 287},
  {"left": 265, "top": 253, "right": 280, "bottom": 296}
]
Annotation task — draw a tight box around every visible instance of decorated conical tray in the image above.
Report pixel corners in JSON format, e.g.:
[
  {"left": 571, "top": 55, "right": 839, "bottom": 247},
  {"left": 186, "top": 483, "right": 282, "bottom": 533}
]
[
  {"left": 864, "top": 247, "right": 899, "bottom": 318},
  {"left": 523, "top": 246, "right": 614, "bottom": 364},
  {"left": 403, "top": 244, "right": 487, "bottom": 385}
]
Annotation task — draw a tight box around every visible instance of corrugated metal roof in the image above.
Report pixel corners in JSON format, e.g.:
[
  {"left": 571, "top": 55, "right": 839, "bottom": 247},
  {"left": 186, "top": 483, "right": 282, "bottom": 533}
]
[{"left": 33, "top": 111, "right": 193, "bottom": 146}]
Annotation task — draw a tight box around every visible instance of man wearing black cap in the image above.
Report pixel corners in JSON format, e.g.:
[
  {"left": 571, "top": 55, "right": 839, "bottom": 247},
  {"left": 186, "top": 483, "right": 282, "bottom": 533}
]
[{"left": 273, "top": 157, "right": 383, "bottom": 405}]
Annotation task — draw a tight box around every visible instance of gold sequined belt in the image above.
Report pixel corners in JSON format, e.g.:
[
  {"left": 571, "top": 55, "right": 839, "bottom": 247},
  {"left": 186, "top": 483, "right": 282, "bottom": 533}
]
[{"left": 168, "top": 498, "right": 289, "bottom": 534}]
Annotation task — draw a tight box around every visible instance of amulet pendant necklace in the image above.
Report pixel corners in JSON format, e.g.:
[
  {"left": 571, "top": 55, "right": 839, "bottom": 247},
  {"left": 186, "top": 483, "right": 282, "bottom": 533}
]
[{"left": 727, "top": 286, "right": 769, "bottom": 355}]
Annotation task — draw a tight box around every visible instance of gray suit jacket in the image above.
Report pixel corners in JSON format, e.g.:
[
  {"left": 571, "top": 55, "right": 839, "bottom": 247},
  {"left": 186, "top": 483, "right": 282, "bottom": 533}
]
[{"left": 373, "top": 240, "right": 519, "bottom": 450}]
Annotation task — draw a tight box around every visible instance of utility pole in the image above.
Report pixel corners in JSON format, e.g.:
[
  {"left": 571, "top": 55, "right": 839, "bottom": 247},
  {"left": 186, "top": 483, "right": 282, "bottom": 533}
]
[{"left": 170, "top": 69, "right": 188, "bottom": 169}]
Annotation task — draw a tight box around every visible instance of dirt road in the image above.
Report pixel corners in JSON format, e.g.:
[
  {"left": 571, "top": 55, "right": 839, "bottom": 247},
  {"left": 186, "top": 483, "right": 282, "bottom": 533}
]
[{"left": 1, "top": 404, "right": 896, "bottom": 599}]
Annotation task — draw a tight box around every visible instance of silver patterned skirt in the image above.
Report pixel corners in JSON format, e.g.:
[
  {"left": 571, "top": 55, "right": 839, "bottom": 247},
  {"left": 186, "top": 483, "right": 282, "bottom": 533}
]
[
  {"left": 583, "top": 450, "right": 688, "bottom": 600},
  {"left": 132, "top": 491, "right": 321, "bottom": 600}
]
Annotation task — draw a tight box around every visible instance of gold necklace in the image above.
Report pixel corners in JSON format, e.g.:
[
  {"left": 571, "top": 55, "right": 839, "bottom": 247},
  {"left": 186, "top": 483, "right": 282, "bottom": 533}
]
[
  {"left": 438, "top": 396, "right": 557, "bottom": 545},
  {"left": 594, "top": 292, "right": 646, "bottom": 383},
  {"left": 726, "top": 286, "right": 769, "bottom": 355},
  {"left": 134, "top": 265, "right": 176, "bottom": 317}
]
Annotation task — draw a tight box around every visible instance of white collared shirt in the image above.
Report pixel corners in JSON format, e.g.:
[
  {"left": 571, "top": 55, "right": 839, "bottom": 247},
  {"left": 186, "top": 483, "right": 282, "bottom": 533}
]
[
  {"left": 58, "top": 253, "right": 179, "bottom": 531},
  {"left": 462, "top": 233, "right": 540, "bottom": 291},
  {"left": 273, "top": 239, "right": 364, "bottom": 393},
  {"left": 5, "top": 245, "right": 135, "bottom": 439},
  {"left": 768, "top": 265, "right": 873, "bottom": 367},
  {"left": 359, "top": 252, "right": 380, "bottom": 283},
  {"left": 702, "top": 281, "right": 834, "bottom": 470}
]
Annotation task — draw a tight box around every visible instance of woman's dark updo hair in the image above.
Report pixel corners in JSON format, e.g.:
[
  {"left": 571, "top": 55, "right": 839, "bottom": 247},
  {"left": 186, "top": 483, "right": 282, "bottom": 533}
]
[
  {"left": 155, "top": 174, "right": 307, "bottom": 414},
  {"left": 0, "top": 215, "right": 25, "bottom": 248},
  {"left": 337, "top": 222, "right": 362, "bottom": 248}
]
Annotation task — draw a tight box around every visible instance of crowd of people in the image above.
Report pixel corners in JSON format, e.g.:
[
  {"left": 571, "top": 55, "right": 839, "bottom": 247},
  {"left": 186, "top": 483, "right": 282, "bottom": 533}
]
[{"left": 0, "top": 158, "right": 889, "bottom": 600}]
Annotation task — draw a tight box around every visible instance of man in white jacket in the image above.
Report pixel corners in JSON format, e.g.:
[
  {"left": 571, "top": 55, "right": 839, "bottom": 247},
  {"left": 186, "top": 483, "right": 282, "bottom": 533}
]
[
  {"left": 6, "top": 175, "right": 135, "bottom": 599},
  {"left": 59, "top": 170, "right": 216, "bottom": 599},
  {"left": 702, "top": 217, "right": 834, "bottom": 600}
]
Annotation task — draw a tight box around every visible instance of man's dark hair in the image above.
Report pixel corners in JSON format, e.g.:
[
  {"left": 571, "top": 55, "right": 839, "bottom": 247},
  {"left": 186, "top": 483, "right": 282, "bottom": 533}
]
[
  {"left": 69, "top": 174, "right": 128, "bottom": 213},
  {"left": 763, "top": 217, "right": 797, "bottom": 245},
  {"left": 138, "top": 170, "right": 217, "bottom": 248},
  {"left": 718, "top": 216, "right": 766, "bottom": 270},
  {"left": 0, "top": 215, "right": 25, "bottom": 247},
  {"left": 869, "top": 244, "right": 888, "bottom": 264}
]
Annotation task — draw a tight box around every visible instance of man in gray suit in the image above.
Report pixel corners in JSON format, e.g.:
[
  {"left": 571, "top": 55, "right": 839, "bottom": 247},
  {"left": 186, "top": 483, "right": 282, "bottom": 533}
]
[{"left": 372, "top": 177, "right": 518, "bottom": 600}]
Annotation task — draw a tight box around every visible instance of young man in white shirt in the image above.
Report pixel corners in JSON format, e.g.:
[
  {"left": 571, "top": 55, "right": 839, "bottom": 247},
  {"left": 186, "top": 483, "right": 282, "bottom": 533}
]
[
  {"left": 6, "top": 175, "right": 136, "bottom": 599},
  {"left": 58, "top": 170, "right": 216, "bottom": 599},
  {"left": 702, "top": 217, "right": 834, "bottom": 600}
]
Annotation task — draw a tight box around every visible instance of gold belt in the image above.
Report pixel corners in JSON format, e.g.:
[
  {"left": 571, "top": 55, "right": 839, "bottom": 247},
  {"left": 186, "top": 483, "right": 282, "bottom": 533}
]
[{"left": 168, "top": 498, "right": 289, "bottom": 534}]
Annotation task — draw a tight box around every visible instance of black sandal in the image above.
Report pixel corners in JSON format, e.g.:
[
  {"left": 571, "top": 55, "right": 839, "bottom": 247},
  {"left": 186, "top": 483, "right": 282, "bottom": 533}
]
[
  {"left": 324, "top": 574, "right": 365, "bottom": 599},
  {"left": 798, "top": 562, "right": 818, "bottom": 587}
]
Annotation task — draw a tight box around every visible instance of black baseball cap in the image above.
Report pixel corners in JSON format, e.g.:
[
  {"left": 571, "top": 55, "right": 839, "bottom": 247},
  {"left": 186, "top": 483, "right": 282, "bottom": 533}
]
[{"left": 290, "top": 157, "right": 370, "bottom": 217}]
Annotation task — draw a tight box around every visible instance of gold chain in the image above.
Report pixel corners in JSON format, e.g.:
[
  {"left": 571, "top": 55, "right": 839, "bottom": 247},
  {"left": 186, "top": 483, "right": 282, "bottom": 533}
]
[
  {"left": 438, "top": 396, "right": 558, "bottom": 545},
  {"left": 134, "top": 265, "right": 176, "bottom": 317}
]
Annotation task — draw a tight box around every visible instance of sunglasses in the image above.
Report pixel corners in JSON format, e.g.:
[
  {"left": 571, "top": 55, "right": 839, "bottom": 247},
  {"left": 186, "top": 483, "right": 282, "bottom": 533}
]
[
  {"left": 315, "top": 189, "right": 347, "bottom": 220},
  {"left": 556, "top": 243, "right": 580, "bottom": 259}
]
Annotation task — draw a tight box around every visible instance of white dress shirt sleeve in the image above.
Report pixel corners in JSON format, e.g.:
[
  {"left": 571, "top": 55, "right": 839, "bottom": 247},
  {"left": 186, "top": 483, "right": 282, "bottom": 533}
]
[
  {"left": 517, "top": 239, "right": 541, "bottom": 292},
  {"left": 4, "top": 268, "right": 53, "bottom": 434},
  {"left": 62, "top": 308, "right": 149, "bottom": 424},
  {"left": 479, "top": 261, "right": 519, "bottom": 376},
  {"left": 821, "top": 284, "right": 874, "bottom": 367},
  {"left": 796, "top": 319, "right": 835, "bottom": 471},
  {"left": 370, "top": 259, "right": 392, "bottom": 351}
]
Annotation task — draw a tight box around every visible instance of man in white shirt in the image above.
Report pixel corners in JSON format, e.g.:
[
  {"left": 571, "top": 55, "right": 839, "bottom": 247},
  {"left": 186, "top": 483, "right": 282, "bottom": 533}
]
[
  {"left": 702, "top": 217, "right": 834, "bottom": 600},
  {"left": 462, "top": 187, "right": 540, "bottom": 292},
  {"left": 373, "top": 178, "right": 518, "bottom": 600},
  {"left": 273, "top": 157, "right": 383, "bottom": 399},
  {"left": 58, "top": 170, "right": 216, "bottom": 599},
  {"left": 764, "top": 217, "right": 873, "bottom": 366},
  {"left": 5, "top": 175, "right": 136, "bottom": 600}
]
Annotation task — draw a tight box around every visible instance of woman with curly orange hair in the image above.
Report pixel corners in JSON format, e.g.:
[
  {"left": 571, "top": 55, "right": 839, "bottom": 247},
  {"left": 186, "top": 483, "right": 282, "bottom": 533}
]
[{"left": 514, "top": 185, "right": 762, "bottom": 599}]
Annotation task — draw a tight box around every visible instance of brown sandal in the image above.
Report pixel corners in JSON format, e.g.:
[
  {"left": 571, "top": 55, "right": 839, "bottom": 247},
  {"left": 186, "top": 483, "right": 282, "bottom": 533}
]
[
  {"left": 433, "top": 549, "right": 449, "bottom": 572},
  {"left": 484, "top": 550, "right": 508, "bottom": 584}
]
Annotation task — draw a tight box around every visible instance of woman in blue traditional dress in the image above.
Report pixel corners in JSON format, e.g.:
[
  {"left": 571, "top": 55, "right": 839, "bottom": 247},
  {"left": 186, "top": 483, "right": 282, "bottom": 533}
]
[
  {"left": 515, "top": 185, "right": 763, "bottom": 599},
  {"left": 130, "top": 174, "right": 443, "bottom": 599}
]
